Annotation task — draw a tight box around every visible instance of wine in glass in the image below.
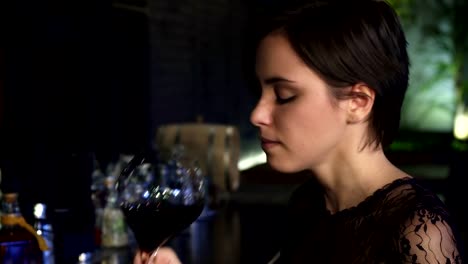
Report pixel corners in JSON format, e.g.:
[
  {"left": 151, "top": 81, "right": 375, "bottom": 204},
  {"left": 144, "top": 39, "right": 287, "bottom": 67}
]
[{"left": 117, "top": 145, "right": 205, "bottom": 263}]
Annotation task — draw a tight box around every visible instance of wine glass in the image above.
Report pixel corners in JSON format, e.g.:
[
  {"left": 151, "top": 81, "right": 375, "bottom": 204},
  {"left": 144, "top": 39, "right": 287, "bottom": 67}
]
[{"left": 116, "top": 145, "right": 205, "bottom": 263}]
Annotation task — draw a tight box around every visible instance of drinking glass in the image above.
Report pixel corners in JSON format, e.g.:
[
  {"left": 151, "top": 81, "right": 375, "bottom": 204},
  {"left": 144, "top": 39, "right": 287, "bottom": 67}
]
[{"left": 116, "top": 145, "right": 205, "bottom": 263}]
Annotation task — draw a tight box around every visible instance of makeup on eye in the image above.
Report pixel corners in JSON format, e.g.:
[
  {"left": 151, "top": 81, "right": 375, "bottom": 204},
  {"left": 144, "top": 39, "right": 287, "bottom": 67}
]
[
  {"left": 274, "top": 87, "right": 297, "bottom": 104},
  {"left": 275, "top": 95, "right": 297, "bottom": 104}
]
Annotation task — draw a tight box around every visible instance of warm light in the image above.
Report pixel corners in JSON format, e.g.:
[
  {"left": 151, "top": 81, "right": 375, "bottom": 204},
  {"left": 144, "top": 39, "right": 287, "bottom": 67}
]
[
  {"left": 453, "top": 104, "right": 468, "bottom": 140},
  {"left": 238, "top": 152, "right": 266, "bottom": 171}
]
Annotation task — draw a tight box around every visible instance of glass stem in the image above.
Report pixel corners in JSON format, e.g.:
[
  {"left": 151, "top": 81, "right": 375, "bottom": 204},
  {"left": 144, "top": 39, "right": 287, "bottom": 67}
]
[{"left": 147, "top": 247, "right": 160, "bottom": 264}]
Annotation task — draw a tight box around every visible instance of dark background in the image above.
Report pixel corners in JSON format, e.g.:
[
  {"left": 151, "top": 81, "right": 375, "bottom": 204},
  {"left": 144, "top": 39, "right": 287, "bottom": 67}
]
[
  {"left": 0, "top": 0, "right": 261, "bottom": 208},
  {"left": 0, "top": 2, "right": 273, "bottom": 260},
  {"left": 0, "top": 0, "right": 265, "bottom": 261}
]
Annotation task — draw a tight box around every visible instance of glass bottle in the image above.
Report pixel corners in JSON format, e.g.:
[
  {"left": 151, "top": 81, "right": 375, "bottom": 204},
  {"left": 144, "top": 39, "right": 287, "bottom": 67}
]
[
  {"left": 101, "top": 177, "right": 129, "bottom": 248},
  {"left": 91, "top": 162, "right": 106, "bottom": 247},
  {"left": 0, "top": 193, "right": 47, "bottom": 263},
  {"left": 33, "top": 203, "right": 55, "bottom": 264}
]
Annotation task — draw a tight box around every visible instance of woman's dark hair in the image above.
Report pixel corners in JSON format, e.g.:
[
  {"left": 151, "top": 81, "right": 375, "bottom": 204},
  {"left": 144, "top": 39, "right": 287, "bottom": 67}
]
[{"left": 253, "top": 0, "right": 410, "bottom": 149}]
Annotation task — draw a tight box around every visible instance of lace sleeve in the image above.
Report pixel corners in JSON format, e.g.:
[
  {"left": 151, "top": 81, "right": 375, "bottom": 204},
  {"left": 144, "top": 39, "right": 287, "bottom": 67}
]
[{"left": 399, "top": 209, "right": 462, "bottom": 263}]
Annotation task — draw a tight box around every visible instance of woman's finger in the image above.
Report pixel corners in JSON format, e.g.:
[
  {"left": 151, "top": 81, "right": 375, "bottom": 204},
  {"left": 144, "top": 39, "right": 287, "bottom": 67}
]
[
  {"left": 133, "top": 248, "right": 181, "bottom": 264},
  {"left": 152, "top": 247, "right": 182, "bottom": 264},
  {"left": 133, "top": 250, "right": 149, "bottom": 264}
]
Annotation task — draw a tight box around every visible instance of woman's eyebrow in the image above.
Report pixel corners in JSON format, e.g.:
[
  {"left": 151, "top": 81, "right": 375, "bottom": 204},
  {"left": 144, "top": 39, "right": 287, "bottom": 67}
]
[{"left": 263, "top": 76, "right": 296, "bottom": 85}]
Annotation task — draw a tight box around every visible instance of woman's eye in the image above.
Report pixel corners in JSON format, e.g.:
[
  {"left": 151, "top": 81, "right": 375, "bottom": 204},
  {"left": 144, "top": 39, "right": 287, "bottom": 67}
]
[
  {"left": 276, "top": 95, "right": 296, "bottom": 104},
  {"left": 274, "top": 89, "right": 296, "bottom": 104}
]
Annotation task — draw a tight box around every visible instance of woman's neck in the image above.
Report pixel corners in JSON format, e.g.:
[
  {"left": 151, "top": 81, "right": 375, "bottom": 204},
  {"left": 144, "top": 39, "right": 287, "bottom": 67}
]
[{"left": 312, "top": 147, "right": 409, "bottom": 214}]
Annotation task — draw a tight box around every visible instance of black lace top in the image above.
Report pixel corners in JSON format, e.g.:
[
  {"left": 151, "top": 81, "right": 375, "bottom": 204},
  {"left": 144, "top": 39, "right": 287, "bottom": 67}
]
[{"left": 279, "top": 177, "right": 464, "bottom": 263}]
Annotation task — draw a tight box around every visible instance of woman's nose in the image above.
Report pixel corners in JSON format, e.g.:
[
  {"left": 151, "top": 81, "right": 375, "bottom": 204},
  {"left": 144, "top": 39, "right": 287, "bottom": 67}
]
[{"left": 250, "top": 100, "right": 272, "bottom": 127}]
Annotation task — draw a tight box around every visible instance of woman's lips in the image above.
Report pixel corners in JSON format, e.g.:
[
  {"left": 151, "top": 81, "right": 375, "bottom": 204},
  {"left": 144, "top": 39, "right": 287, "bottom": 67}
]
[{"left": 261, "top": 137, "right": 280, "bottom": 149}]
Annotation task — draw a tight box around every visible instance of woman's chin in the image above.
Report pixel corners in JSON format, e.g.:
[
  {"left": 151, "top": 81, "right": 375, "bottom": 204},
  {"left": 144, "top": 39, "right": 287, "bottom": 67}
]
[{"left": 267, "top": 159, "right": 301, "bottom": 174}]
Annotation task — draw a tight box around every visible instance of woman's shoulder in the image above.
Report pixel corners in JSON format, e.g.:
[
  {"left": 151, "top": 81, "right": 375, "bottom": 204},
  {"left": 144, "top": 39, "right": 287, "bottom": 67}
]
[
  {"left": 387, "top": 178, "right": 465, "bottom": 263},
  {"left": 377, "top": 177, "right": 449, "bottom": 214},
  {"left": 364, "top": 177, "right": 465, "bottom": 263},
  {"left": 364, "top": 177, "right": 452, "bottom": 221},
  {"left": 286, "top": 176, "right": 449, "bottom": 217}
]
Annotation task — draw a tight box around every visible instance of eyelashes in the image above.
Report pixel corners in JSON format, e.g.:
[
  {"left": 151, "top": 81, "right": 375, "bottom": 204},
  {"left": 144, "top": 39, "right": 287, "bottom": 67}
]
[
  {"left": 276, "top": 95, "right": 297, "bottom": 104},
  {"left": 274, "top": 88, "right": 297, "bottom": 104}
]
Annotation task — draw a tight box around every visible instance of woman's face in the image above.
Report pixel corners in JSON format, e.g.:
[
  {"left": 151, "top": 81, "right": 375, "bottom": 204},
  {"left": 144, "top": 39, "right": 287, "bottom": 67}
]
[{"left": 251, "top": 32, "right": 349, "bottom": 173}]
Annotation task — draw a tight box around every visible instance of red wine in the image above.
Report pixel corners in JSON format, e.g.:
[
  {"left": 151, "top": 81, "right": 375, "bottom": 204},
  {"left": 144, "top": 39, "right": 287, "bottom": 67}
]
[{"left": 121, "top": 201, "right": 204, "bottom": 253}]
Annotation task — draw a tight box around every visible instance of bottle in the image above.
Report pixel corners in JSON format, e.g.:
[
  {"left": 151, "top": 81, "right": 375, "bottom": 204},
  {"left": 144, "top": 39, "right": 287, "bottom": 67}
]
[
  {"left": 91, "top": 161, "right": 106, "bottom": 247},
  {"left": 33, "top": 203, "right": 55, "bottom": 264},
  {"left": 101, "top": 176, "right": 129, "bottom": 248},
  {"left": 0, "top": 193, "right": 48, "bottom": 263}
]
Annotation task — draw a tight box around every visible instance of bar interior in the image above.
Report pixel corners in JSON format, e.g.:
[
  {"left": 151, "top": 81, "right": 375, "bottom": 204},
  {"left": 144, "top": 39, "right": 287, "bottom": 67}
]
[{"left": 1, "top": 0, "right": 467, "bottom": 263}]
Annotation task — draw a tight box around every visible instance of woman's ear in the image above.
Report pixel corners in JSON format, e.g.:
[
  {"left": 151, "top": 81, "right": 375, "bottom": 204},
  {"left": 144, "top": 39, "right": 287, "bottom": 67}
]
[{"left": 346, "top": 83, "right": 375, "bottom": 124}]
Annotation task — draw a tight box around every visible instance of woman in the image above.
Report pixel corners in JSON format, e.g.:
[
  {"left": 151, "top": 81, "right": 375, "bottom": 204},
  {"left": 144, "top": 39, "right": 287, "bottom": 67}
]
[{"left": 141, "top": 0, "right": 465, "bottom": 263}]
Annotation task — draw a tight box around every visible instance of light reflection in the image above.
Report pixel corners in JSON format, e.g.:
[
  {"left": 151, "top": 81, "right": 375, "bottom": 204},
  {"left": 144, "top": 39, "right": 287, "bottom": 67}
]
[
  {"left": 238, "top": 152, "right": 266, "bottom": 171},
  {"left": 33, "top": 203, "right": 45, "bottom": 219},
  {"left": 454, "top": 104, "right": 468, "bottom": 140}
]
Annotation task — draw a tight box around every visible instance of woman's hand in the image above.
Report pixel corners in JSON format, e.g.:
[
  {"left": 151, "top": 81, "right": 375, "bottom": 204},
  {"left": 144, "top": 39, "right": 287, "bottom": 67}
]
[{"left": 133, "top": 247, "right": 182, "bottom": 264}]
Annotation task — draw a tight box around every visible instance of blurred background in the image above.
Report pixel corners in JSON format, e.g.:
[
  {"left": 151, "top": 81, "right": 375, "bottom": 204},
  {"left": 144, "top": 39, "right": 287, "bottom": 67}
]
[{"left": 0, "top": 0, "right": 467, "bottom": 262}]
